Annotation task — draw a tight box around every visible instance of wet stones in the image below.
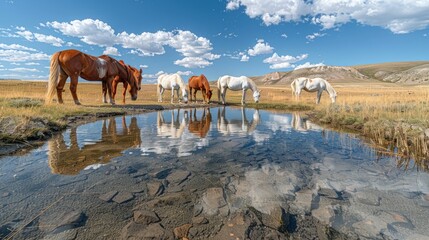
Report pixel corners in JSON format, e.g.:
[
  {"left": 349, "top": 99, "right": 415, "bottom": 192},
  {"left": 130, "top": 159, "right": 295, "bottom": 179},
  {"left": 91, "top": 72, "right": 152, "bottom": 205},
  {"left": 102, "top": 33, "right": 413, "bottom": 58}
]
[
  {"left": 166, "top": 170, "right": 191, "bottom": 185},
  {"left": 98, "top": 190, "right": 118, "bottom": 202},
  {"left": 200, "top": 187, "right": 228, "bottom": 216},
  {"left": 120, "top": 222, "right": 173, "bottom": 240},
  {"left": 112, "top": 191, "right": 134, "bottom": 204},
  {"left": 173, "top": 224, "right": 192, "bottom": 239},
  {"left": 147, "top": 181, "right": 165, "bottom": 196},
  {"left": 133, "top": 210, "right": 160, "bottom": 225},
  {"left": 39, "top": 210, "right": 86, "bottom": 234},
  {"left": 353, "top": 191, "right": 381, "bottom": 206}
]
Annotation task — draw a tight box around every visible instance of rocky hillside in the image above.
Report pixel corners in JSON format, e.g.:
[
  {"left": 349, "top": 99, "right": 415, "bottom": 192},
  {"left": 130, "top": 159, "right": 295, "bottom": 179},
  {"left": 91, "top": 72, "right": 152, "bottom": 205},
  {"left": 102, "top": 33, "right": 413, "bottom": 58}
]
[{"left": 251, "top": 61, "right": 429, "bottom": 85}]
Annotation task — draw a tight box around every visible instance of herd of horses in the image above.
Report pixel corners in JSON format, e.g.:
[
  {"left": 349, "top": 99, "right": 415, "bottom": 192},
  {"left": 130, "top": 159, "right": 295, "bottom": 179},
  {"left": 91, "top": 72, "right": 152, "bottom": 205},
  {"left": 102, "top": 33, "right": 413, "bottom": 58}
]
[{"left": 45, "top": 49, "right": 337, "bottom": 106}]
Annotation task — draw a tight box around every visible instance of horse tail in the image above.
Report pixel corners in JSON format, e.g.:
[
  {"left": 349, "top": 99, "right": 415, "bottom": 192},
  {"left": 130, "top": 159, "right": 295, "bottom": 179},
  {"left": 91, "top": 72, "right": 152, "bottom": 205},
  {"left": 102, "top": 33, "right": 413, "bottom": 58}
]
[
  {"left": 45, "top": 51, "right": 61, "bottom": 104},
  {"left": 290, "top": 79, "right": 296, "bottom": 96},
  {"left": 156, "top": 76, "right": 161, "bottom": 99}
]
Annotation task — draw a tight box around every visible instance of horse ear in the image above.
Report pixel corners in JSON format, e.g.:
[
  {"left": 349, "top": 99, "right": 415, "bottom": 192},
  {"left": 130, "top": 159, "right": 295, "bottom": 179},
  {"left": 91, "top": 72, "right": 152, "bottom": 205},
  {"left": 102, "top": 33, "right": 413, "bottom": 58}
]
[{"left": 140, "top": 68, "right": 142, "bottom": 74}]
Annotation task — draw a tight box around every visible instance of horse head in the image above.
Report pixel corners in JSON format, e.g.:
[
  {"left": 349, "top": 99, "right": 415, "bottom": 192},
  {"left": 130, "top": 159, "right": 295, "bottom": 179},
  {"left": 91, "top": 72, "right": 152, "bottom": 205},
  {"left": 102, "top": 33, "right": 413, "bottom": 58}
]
[
  {"left": 127, "top": 66, "right": 140, "bottom": 101},
  {"left": 253, "top": 90, "right": 261, "bottom": 103},
  {"left": 182, "top": 89, "right": 189, "bottom": 103},
  {"left": 206, "top": 90, "right": 213, "bottom": 103}
]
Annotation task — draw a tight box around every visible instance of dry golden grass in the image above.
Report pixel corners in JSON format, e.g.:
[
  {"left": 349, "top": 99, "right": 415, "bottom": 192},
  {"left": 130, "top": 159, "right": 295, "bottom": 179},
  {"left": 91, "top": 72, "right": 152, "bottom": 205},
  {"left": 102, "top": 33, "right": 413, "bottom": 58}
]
[{"left": 1, "top": 80, "right": 428, "bottom": 169}]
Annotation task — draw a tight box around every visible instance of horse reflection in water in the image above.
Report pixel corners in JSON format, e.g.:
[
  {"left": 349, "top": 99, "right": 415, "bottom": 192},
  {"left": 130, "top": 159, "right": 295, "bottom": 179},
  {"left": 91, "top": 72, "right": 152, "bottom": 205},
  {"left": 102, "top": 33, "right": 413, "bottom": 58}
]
[
  {"left": 157, "top": 109, "right": 188, "bottom": 138},
  {"left": 217, "top": 107, "right": 260, "bottom": 135},
  {"left": 48, "top": 116, "right": 141, "bottom": 175},
  {"left": 188, "top": 108, "right": 212, "bottom": 138}
]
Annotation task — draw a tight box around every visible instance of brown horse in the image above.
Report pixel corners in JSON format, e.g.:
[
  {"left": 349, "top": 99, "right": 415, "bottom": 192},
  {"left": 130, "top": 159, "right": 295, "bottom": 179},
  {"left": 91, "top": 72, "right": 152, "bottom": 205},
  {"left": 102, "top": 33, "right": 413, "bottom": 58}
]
[
  {"left": 45, "top": 49, "right": 138, "bottom": 105},
  {"left": 188, "top": 74, "right": 212, "bottom": 103},
  {"left": 101, "top": 59, "right": 143, "bottom": 104},
  {"left": 188, "top": 108, "right": 212, "bottom": 138}
]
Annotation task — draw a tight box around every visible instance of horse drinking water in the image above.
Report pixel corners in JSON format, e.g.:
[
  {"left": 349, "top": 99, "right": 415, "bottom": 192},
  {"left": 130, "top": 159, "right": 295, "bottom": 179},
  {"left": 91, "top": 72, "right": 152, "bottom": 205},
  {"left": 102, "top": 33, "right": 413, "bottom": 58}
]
[
  {"left": 290, "top": 77, "right": 337, "bottom": 104},
  {"left": 217, "top": 75, "right": 261, "bottom": 105},
  {"left": 45, "top": 49, "right": 138, "bottom": 105},
  {"left": 102, "top": 60, "right": 142, "bottom": 104},
  {"left": 188, "top": 74, "right": 212, "bottom": 103},
  {"left": 157, "top": 73, "right": 189, "bottom": 103}
]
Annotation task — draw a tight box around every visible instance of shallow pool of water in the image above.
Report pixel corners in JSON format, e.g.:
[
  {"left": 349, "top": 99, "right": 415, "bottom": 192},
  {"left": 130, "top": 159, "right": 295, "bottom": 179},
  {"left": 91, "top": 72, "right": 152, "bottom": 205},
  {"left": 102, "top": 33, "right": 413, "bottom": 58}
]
[{"left": 1, "top": 107, "right": 428, "bottom": 239}]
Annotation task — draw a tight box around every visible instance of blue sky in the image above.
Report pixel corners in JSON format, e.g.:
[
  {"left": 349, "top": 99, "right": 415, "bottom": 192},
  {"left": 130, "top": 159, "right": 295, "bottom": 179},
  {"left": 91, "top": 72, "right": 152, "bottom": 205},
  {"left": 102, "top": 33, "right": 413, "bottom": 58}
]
[{"left": 0, "top": 0, "right": 428, "bottom": 82}]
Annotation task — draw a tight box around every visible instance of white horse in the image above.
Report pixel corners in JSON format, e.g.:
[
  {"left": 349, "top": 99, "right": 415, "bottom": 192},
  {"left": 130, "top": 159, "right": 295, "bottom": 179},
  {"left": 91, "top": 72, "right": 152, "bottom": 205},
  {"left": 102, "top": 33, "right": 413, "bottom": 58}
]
[
  {"left": 217, "top": 75, "right": 261, "bottom": 105},
  {"left": 157, "top": 73, "right": 189, "bottom": 103},
  {"left": 290, "top": 77, "right": 337, "bottom": 104}
]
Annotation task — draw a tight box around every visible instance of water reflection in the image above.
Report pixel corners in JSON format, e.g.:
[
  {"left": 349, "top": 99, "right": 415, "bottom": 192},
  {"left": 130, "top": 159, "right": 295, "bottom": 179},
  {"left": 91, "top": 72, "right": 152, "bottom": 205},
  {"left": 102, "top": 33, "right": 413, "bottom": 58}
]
[
  {"left": 48, "top": 116, "right": 141, "bottom": 175},
  {"left": 188, "top": 108, "right": 211, "bottom": 138},
  {"left": 5, "top": 107, "right": 426, "bottom": 239},
  {"left": 217, "top": 106, "right": 260, "bottom": 135}
]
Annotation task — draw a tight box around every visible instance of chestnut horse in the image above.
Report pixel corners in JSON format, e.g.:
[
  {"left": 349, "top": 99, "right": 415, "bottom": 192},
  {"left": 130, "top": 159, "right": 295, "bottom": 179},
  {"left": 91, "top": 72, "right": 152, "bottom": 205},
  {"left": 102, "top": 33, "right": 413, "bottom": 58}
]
[
  {"left": 102, "top": 60, "right": 143, "bottom": 104},
  {"left": 46, "top": 49, "right": 138, "bottom": 105},
  {"left": 188, "top": 108, "right": 212, "bottom": 138},
  {"left": 188, "top": 74, "right": 212, "bottom": 103}
]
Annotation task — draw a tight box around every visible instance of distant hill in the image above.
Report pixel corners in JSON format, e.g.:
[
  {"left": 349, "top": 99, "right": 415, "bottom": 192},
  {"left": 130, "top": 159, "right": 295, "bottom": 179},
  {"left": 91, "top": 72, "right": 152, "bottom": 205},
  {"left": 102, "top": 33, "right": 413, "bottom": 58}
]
[{"left": 250, "top": 61, "right": 429, "bottom": 85}]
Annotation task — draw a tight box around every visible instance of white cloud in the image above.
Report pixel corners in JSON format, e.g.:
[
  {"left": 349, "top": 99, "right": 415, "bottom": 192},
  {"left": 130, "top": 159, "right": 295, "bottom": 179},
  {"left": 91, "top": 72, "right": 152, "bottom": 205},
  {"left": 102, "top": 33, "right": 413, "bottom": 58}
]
[
  {"left": 16, "top": 30, "right": 34, "bottom": 41},
  {"left": 174, "top": 57, "right": 212, "bottom": 68},
  {"left": 294, "top": 62, "right": 325, "bottom": 70},
  {"left": 24, "top": 62, "right": 40, "bottom": 66},
  {"left": 263, "top": 53, "right": 308, "bottom": 69},
  {"left": 241, "top": 54, "right": 249, "bottom": 62},
  {"left": 1, "top": 67, "right": 40, "bottom": 72},
  {"left": 0, "top": 49, "right": 50, "bottom": 62},
  {"left": 47, "top": 19, "right": 117, "bottom": 46},
  {"left": 0, "top": 43, "right": 36, "bottom": 51},
  {"left": 226, "top": 0, "right": 429, "bottom": 33},
  {"left": 46, "top": 19, "right": 219, "bottom": 68},
  {"left": 281, "top": 34, "right": 288, "bottom": 38},
  {"left": 306, "top": 32, "right": 326, "bottom": 41},
  {"left": 103, "top": 46, "right": 121, "bottom": 56},
  {"left": 33, "top": 33, "right": 64, "bottom": 47},
  {"left": 140, "top": 64, "right": 148, "bottom": 68},
  {"left": 248, "top": 39, "right": 274, "bottom": 56},
  {"left": 176, "top": 70, "right": 193, "bottom": 76}
]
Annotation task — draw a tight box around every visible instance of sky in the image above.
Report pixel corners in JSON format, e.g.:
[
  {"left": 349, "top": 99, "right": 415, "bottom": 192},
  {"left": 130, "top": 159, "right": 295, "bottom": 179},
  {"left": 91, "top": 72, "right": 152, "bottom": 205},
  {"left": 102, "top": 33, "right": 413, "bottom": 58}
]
[{"left": 0, "top": 0, "right": 428, "bottom": 82}]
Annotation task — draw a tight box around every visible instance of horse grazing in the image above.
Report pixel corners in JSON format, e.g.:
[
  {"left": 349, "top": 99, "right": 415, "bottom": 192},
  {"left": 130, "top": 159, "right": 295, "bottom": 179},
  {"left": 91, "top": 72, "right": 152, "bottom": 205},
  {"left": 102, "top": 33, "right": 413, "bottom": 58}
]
[
  {"left": 157, "top": 73, "right": 189, "bottom": 103},
  {"left": 45, "top": 49, "right": 138, "bottom": 105},
  {"left": 217, "top": 75, "right": 261, "bottom": 105},
  {"left": 290, "top": 77, "right": 337, "bottom": 104},
  {"left": 188, "top": 74, "right": 212, "bottom": 103},
  {"left": 102, "top": 60, "right": 142, "bottom": 104}
]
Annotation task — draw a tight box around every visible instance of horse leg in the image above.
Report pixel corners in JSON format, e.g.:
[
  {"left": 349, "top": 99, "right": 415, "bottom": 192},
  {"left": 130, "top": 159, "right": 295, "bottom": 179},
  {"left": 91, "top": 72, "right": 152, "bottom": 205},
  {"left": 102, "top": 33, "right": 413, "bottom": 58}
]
[
  {"left": 171, "top": 89, "right": 175, "bottom": 103},
  {"left": 221, "top": 88, "right": 227, "bottom": 105},
  {"left": 121, "top": 82, "right": 127, "bottom": 104},
  {"left": 69, "top": 75, "right": 81, "bottom": 105},
  {"left": 241, "top": 89, "right": 246, "bottom": 105},
  {"left": 193, "top": 89, "right": 197, "bottom": 103},
  {"left": 316, "top": 90, "right": 322, "bottom": 104},
  {"left": 189, "top": 87, "right": 193, "bottom": 102},
  {"left": 106, "top": 77, "right": 116, "bottom": 105},
  {"left": 158, "top": 87, "right": 164, "bottom": 102},
  {"left": 111, "top": 79, "right": 118, "bottom": 103},
  {"left": 102, "top": 81, "right": 108, "bottom": 103},
  {"left": 56, "top": 70, "right": 68, "bottom": 104},
  {"left": 202, "top": 89, "right": 206, "bottom": 103}
]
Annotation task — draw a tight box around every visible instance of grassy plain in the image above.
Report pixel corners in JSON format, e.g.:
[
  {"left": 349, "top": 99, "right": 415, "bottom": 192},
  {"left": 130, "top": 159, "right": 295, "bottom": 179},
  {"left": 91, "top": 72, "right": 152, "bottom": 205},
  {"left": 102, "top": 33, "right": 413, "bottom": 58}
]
[{"left": 0, "top": 80, "right": 428, "bottom": 169}]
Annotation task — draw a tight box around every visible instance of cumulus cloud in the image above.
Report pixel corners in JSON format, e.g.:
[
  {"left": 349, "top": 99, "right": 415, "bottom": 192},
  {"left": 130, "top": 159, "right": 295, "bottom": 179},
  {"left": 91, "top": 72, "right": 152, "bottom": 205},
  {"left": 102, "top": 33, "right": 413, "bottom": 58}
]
[
  {"left": 241, "top": 54, "right": 249, "bottom": 62},
  {"left": 294, "top": 62, "right": 325, "bottom": 70},
  {"left": 140, "top": 64, "right": 148, "bottom": 68},
  {"left": 47, "top": 19, "right": 219, "bottom": 68},
  {"left": 0, "top": 49, "right": 50, "bottom": 62},
  {"left": 226, "top": 0, "right": 429, "bottom": 33},
  {"left": 248, "top": 39, "right": 274, "bottom": 56},
  {"left": 176, "top": 70, "right": 193, "bottom": 76},
  {"left": 7, "top": 67, "right": 40, "bottom": 72},
  {"left": 263, "top": 53, "right": 308, "bottom": 69},
  {"left": 47, "top": 19, "right": 116, "bottom": 46},
  {"left": 306, "top": 32, "right": 326, "bottom": 41},
  {"left": 103, "top": 46, "right": 121, "bottom": 56},
  {"left": 16, "top": 30, "right": 64, "bottom": 47},
  {"left": 0, "top": 43, "right": 36, "bottom": 51},
  {"left": 174, "top": 57, "right": 212, "bottom": 68}
]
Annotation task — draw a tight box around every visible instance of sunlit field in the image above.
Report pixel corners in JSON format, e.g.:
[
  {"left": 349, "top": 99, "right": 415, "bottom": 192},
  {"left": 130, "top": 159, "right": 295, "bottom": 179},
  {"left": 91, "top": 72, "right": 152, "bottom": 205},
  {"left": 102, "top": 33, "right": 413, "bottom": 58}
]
[{"left": 1, "top": 80, "right": 428, "bottom": 167}]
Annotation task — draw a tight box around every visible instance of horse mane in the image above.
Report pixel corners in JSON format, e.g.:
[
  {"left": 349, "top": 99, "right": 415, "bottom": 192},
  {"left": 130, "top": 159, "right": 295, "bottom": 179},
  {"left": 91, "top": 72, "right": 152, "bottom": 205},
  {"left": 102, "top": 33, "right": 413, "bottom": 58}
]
[
  {"left": 246, "top": 77, "right": 259, "bottom": 92},
  {"left": 323, "top": 79, "right": 337, "bottom": 97}
]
